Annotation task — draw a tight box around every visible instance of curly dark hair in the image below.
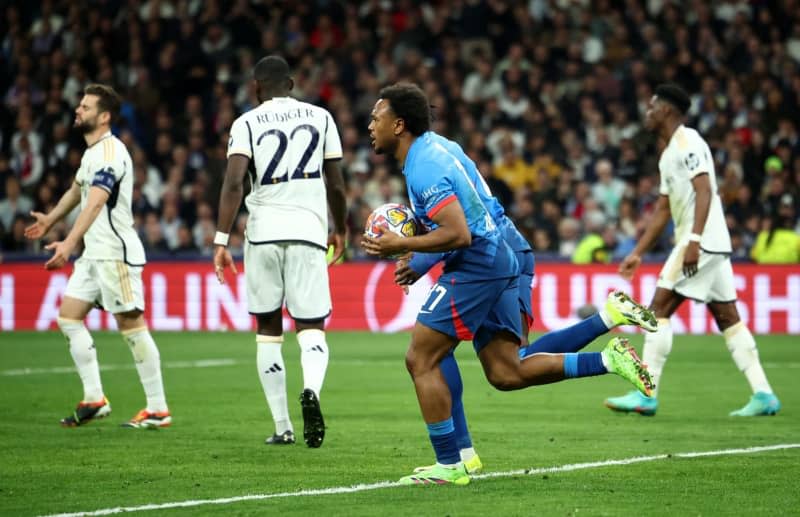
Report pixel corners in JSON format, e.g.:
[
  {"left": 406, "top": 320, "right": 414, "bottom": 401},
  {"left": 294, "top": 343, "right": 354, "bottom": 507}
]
[
  {"left": 378, "top": 83, "right": 431, "bottom": 136},
  {"left": 655, "top": 83, "right": 691, "bottom": 115}
]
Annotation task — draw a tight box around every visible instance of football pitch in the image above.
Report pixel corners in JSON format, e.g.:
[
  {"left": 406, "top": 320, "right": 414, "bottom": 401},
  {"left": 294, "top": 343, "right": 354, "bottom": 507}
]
[{"left": 1, "top": 331, "right": 798, "bottom": 516}]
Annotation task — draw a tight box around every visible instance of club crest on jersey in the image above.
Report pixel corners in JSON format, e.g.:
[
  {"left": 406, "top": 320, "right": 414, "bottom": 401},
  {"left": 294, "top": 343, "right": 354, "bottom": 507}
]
[{"left": 684, "top": 152, "right": 700, "bottom": 170}]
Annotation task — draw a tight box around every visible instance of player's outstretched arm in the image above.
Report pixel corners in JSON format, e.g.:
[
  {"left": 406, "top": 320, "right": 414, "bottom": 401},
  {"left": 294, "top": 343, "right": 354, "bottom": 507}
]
[
  {"left": 619, "top": 194, "right": 671, "bottom": 280},
  {"left": 24, "top": 181, "right": 81, "bottom": 240},
  {"left": 323, "top": 159, "right": 347, "bottom": 264},
  {"left": 45, "top": 185, "right": 109, "bottom": 270}
]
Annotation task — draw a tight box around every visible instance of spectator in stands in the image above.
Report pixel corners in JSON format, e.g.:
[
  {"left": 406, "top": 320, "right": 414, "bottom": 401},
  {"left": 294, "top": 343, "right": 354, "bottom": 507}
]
[
  {"left": 493, "top": 134, "right": 538, "bottom": 191},
  {"left": 0, "top": 175, "right": 33, "bottom": 231},
  {"left": 0, "top": 155, "right": 12, "bottom": 198},
  {"left": 0, "top": 1, "right": 798, "bottom": 261},
  {"left": 557, "top": 217, "right": 581, "bottom": 259},
  {"left": 750, "top": 195, "right": 800, "bottom": 264},
  {"left": 141, "top": 212, "right": 169, "bottom": 254},
  {"left": 193, "top": 201, "right": 216, "bottom": 255},
  {"left": 10, "top": 134, "right": 44, "bottom": 190},
  {"left": 159, "top": 191, "right": 182, "bottom": 251},
  {"left": 573, "top": 212, "right": 617, "bottom": 264},
  {"left": 173, "top": 223, "right": 198, "bottom": 254},
  {"left": 462, "top": 54, "right": 503, "bottom": 105},
  {"left": 591, "top": 158, "right": 627, "bottom": 218},
  {"left": 0, "top": 214, "right": 33, "bottom": 252}
]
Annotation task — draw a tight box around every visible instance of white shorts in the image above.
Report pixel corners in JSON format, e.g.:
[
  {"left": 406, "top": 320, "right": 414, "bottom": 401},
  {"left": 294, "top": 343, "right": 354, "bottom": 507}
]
[
  {"left": 656, "top": 244, "right": 737, "bottom": 303},
  {"left": 244, "top": 241, "right": 332, "bottom": 320},
  {"left": 65, "top": 257, "right": 145, "bottom": 313}
]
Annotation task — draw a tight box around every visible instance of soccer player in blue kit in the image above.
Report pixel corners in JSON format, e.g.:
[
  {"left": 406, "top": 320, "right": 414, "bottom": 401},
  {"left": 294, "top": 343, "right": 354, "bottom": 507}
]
[
  {"left": 362, "top": 83, "right": 655, "bottom": 485},
  {"left": 394, "top": 131, "right": 658, "bottom": 476}
]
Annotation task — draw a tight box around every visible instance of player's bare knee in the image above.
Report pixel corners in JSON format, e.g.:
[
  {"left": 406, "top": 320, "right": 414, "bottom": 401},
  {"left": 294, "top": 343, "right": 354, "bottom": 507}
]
[
  {"left": 713, "top": 312, "right": 739, "bottom": 332},
  {"left": 488, "top": 376, "right": 521, "bottom": 391},
  {"left": 485, "top": 368, "right": 523, "bottom": 391},
  {"left": 114, "top": 310, "right": 146, "bottom": 332},
  {"left": 404, "top": 352, "right": 415, "bottom": 376},
  {"left": 255, "top": 309, "right": 283, "bottom": 335},
  {"left": 404, "top": 356, "right": 428, "bottom": 379},
  {"left": 709, "top": 303, "right": 740, "bottom": 332},
  {"left": 404, "top": 349, "right": 439, "bottom": 379}
]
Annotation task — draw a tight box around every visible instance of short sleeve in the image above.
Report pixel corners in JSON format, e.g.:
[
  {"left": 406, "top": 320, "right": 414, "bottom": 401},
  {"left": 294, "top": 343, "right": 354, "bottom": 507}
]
[
  {"left": 90, "top": 140, "right": 125, "bottom": 193},
  {"left": 227, "top": 117, "right": 252, "bottom": 158},
  {"left": 323, "top": 111, "right": 343, "bottom": 160},
  {"left": 412, "top": 165, "right": 457, "bottom": 219},
  {"left": 658, "top": 171, "right": 669, "bottom": 196},
  {"left": 679, "top": 138, "right": 712, "bottom": 178}
]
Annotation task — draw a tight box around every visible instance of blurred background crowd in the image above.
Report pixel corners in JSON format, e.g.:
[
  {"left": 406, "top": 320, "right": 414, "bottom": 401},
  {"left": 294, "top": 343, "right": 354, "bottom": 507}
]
[{"left": 0, "top": 0, "right": 799, "bottom": 264}]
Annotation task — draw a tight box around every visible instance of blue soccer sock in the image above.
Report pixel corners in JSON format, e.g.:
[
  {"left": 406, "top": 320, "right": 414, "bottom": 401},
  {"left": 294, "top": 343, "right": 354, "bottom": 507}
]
[
  {"left": 563, "top": 352, "right": 607, "bottom": 378},
  {"left": 427, "top": 418, "right": 460, "bottom": 465},
  {"left": 440, "top": 352, "right": 473, "bottom": 451},
  {"left": 520, "top": 313, "right": 608, "bottom": 358}
]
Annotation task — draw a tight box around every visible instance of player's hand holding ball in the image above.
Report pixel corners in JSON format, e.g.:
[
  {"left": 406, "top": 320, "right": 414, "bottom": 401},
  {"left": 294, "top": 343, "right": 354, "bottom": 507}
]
[{"left": 360, "top": 203, "right": 419, "bottom": 259}]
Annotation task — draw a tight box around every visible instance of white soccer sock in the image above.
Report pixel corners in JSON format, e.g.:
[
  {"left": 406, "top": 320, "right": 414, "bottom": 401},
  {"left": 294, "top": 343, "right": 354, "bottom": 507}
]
[
  {"left": 642, "top": 318, "right": 672, "bottom": 397},
  {"left": 297, "top": 329, "right": 329, "bottom": 398},
  {"left": 257, "top": 335, "right": 292, "bottom": 434},
  {"left": 122, "top": 327, "right": 168, "bottom": 413},
  {"left": 723, "top": 322, "right": 773, "bottom": 394},
  {"left": 598, "top": 309, "right": 615, "bottom": 329},
  {"left": 58, "top": 317, "right": 104, "bottom": 403},
  {"left": 459, "top": 447, "right": 477, "bottom": 462}
]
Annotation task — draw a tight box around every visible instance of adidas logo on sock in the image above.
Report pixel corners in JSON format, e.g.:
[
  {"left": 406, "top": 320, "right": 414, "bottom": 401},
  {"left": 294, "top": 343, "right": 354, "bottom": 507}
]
[
  {"left": 266, "top": 363, "right": 283, "bottom": 374},
  {"left": 309, "top": 345, "right": 325, "bottom": 353}
]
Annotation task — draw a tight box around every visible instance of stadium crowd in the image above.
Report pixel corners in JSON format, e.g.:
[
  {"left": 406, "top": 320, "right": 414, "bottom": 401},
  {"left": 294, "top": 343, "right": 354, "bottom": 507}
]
[{"left": 0, "top": 0, "right": 799, "bottom": 264}]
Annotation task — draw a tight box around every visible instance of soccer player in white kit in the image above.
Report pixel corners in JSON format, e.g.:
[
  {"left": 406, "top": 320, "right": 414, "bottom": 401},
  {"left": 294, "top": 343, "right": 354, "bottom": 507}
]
[
  {"left": 24, "top": 84, "right": 171, "bottom": 428},
  {"left": 213, "top": 56, "right": 347, "bottom": 448},
  {"left": 605, "top": 83, "right": 781, "bottom": 416}
]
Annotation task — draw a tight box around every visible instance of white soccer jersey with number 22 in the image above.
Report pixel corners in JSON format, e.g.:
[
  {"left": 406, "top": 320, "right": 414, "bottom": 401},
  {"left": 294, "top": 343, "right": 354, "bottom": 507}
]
[{"left": 227, "top": 97, "right": 343, "bottom": 249}]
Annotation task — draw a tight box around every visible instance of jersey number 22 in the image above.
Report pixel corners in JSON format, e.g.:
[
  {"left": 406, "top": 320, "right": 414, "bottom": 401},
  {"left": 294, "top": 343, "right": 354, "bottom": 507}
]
[{"left": 256, "top": 124, "right": 320, "bottom": 185}]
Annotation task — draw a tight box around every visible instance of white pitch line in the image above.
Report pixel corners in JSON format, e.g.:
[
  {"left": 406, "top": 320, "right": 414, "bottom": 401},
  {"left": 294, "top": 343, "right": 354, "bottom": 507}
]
[
  {"left": 1, "top": 359, "right": 240, "bottom": 377},
  {"left": 42, "top": 443, "right": 800, "bottom": 517}
]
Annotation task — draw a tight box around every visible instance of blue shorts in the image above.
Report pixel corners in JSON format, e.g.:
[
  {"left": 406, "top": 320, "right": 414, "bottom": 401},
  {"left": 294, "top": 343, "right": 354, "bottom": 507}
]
[
  {"left": 516, "top": 250, "right": 534, "bottom": 328},
  {"left": 417, "top": 272, "right": 522, "bottom": 353}
]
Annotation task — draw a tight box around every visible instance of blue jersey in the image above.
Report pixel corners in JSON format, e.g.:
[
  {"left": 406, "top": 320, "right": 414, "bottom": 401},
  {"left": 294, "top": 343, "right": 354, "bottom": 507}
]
[
  {"left": 404, "top": 132, "right": 518, "bottom": 281},
  {"left": 429, "top": 133, "right": 531, "bottom": 253},
  {"left": 408, "top": 132, "right": 531, "bottom": 276}
]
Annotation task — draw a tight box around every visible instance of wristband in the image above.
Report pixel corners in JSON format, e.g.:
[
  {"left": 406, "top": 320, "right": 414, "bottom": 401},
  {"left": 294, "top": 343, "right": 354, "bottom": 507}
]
[
  {"left": 213, "top": 231, "right": 230, "bottom": 246},
  {"left": 688, "top": 233, "right": 702, "bottom": 243}
]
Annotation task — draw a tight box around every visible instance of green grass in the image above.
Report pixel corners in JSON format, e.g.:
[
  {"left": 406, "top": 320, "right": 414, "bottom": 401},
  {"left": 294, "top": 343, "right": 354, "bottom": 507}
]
[{"left": 1, "top": 331, "right": 798, "bottom": 516}]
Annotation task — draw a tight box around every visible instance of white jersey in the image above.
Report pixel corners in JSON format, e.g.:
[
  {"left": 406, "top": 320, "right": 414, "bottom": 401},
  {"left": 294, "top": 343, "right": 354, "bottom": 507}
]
[
  {"left": 658, "top": 125, "right": 731, "bottom": 253},
  {"left": 227, "top": 97, "right": 343, "bottom": 249},
  {"left": 74, "top": 132, "right": 146, "bottom": 265}
]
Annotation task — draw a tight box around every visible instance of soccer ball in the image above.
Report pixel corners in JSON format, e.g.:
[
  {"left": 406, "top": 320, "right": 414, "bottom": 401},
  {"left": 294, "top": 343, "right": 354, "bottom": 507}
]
[{"left": 364, "top": 203, "right": 419, "bottom": 239}]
